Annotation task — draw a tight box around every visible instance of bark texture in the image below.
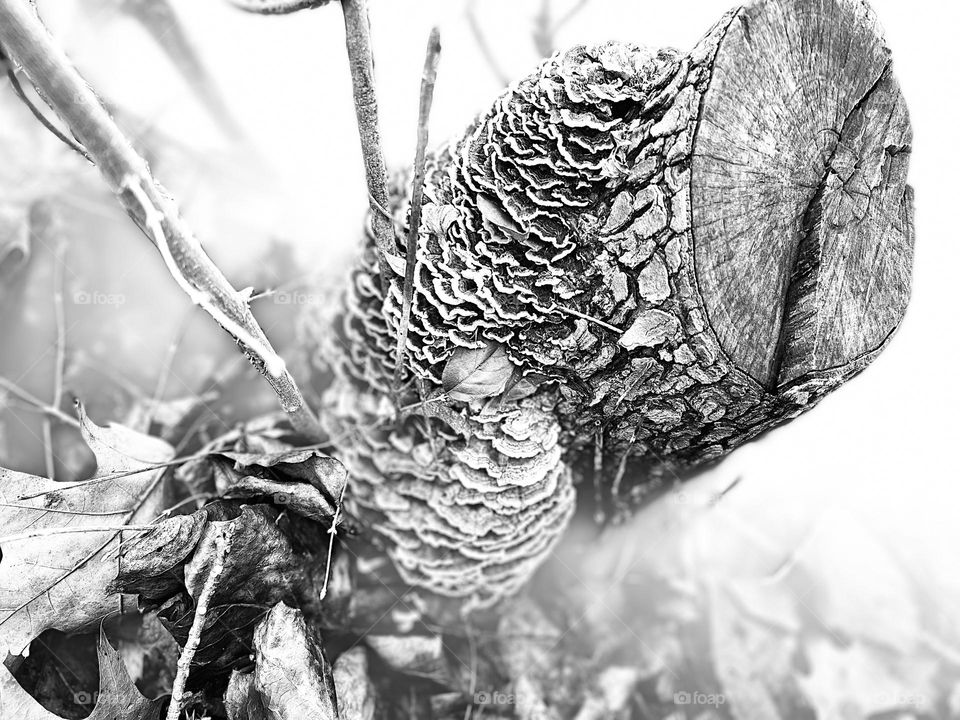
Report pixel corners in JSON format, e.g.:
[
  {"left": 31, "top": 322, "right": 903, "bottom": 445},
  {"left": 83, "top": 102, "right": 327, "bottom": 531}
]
[{"left": 303, "top": 0, "right": 914, "bottom": 608}]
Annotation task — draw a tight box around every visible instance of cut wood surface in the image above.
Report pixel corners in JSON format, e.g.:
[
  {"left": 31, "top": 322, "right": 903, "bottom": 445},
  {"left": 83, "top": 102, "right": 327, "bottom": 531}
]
[
  {"left": 303, "top": 0, "right": 914, "bottom": 607},
  {"left": 692, "top": 0, "right": 913, "bottom": 388}
]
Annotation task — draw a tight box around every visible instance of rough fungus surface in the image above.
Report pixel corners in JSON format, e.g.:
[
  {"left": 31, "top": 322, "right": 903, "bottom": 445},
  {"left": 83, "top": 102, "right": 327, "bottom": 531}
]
[{"left": 304, "top": 0, "right": 914, "bottom": 607}]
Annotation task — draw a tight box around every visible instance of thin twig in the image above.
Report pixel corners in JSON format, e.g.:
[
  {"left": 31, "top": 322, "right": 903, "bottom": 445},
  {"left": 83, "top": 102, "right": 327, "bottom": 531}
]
[
  {"left": 609, "top": 450, "right": 630, "bottom": 505},
  {"left": 592, "top": 426, "right": 604, "bottom": 522},
  {"left": 465, "top": 0, "right": 509, "bottom": 87},
  {"left": 397, "top": 390, "right": 447, "bottom": 417},
  {"left": 15, "top": 433, "right": 341, "bottom": 502},
  {"left": 0, "top": 502, "right": 130, "bottom": 516},
  {"left": 166, "top": 524, "right": 233, "bottom": 720},
  {"left": 319, "top": 479, "right": 349, "bottom": 600},
  {"left": 463, "top": 620, "right": 478, "bottom": 720},
  {"left": 43, "top": 229, "right": 67, "bottom": 479},
  {"left": 0, "top": 1, "right": 322, "bottom": 441},
  {"left": 0, "top": 376, "right": 80, "bottom": 429},
  {"left": 0, "top": 525, "right": 154, "bottom": 544},
  {"left": 144, "top": 310, "right": 192, "bottom": 429},
  {"left": 543, "top": 303, "right": 623, "bottom": 334},
  {"left": 340, "top": 0, "right": 396, "bottom": 293},
  {"left": 3, "top": 65, "right": 91, "bottom": 161},
  {"left": 393, "top": 28, "right": 441, "bottom": 391},
  {"left": 415, "top": 376, "right": 438, "bottom": 454}
]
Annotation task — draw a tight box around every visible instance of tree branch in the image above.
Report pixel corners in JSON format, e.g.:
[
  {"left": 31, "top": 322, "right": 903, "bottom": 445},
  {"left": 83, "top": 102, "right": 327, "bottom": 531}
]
[
  {"left": 341, "top": 0, "right": 397, "bottom": 294},
  {"left": 0, "top": 0, "right": 322, "bottom": 440}
]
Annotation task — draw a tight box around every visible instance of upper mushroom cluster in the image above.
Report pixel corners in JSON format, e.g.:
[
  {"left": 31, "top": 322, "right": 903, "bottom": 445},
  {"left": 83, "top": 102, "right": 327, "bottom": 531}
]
[{"left": 305, "top": 0, "right": 913, "bottom": 606}]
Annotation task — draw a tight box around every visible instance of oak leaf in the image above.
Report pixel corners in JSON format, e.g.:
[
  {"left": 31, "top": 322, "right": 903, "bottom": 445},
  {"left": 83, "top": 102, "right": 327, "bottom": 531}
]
[
  {"left": 0, "top": 629, "right": 163, "bottom": 719},
  {"left": 0, "top": 406, "right": 171, "bottom": 656}
]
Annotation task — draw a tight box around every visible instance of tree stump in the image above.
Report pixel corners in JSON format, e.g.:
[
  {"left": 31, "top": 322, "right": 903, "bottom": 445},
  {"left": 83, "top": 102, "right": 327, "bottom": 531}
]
[{"left": 303, "top": 0, "right": 914, "bottom": 608}]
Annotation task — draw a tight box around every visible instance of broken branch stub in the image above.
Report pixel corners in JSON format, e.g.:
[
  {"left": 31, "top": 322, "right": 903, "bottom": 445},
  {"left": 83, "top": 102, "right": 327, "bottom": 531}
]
[{"left": 304, "top": 0, "right": 913, "bottom": 606}]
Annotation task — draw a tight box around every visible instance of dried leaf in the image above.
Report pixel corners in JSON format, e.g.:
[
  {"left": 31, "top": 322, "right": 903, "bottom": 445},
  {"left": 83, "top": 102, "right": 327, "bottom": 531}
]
[
  {"left": 382, "top": 251, "right": 407, "bottom": 276},
  {"left": 333, "top": 647, "right": 376, "bottom": 720},
  {"left": 442, "top": 341, "right": 515, "bottom": 402},
  {"left": 366, "top": 634, "right": 453, "bottom": 685},
  {"left": 179, "top": 426, "right": 346, "bottom": 519},
  {"left": 117, "top": 504, "right": 321, "bottom": 678},
  {"left": 0, "top": 629, "right": 163, "bottom": 719},
  {"left": 225, "top": 670, "right": 268, "bottom": 720},
  {"left": 421, "top": 203, "right": 460, "bottom": 236},
  {"left": 252, "top": 603, "right": 338, "bottom": 720},
  {"left": 113, "top": 611, "right": 179, "bottom": 698},
  {"left": 476, "top": 194, "right": 527, "bottom": 242},
  {"left": 0, "top": 406, "right": 171, "bottom": 656}
]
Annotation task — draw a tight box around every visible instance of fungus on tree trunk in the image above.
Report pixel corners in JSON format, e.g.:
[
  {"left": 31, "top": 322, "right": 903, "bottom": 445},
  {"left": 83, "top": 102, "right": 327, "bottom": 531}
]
[{"left": 303, "top": 0, "right": 914, "bottom": 608}]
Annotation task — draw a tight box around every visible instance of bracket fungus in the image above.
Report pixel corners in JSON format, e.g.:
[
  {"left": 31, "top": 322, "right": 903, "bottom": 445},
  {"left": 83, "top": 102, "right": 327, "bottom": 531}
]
[{"left": 304, "top": 0, "right": 914, "bottom": 607}]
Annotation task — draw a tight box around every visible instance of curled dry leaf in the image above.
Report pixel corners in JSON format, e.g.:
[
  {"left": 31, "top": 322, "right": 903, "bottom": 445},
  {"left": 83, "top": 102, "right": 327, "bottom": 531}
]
[
  {"left": 441, "top": 341, "right": 515, "bottom": 402},
  {"left": 0, "top": 629, "right": 163, "bottom": 720},
  {"left": 0, "top": 406, "right": 171, "bottom": 656},
  {"left": 178, "top": 425, "right": 346, "bottom": 522},
  {"left": 251, "top": 602, "right": 338, "bottom": 720},
  {"left": 421, "top": 203, "right": 460, "bottom": 236}
]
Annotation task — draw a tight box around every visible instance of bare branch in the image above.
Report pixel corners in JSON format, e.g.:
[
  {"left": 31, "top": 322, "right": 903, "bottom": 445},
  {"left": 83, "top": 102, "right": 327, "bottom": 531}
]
[
  {"left": 166, "top": 524, "right": 233, "bottom": 720},
  {"left": 0, "top": 0, "right": 322, "bottom": 440},
  {"left": 0, "top": 376, "right": 80, "bottom": 429},
  {"left": 44, "top": 209, "right": 67, "bottom": 479},
  {"left": 341, "top": 0, "right": 397, "bottom": 293}
]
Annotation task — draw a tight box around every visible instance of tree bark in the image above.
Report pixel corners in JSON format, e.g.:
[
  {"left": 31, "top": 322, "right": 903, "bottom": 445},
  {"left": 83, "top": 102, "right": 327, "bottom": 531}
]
[{"left": 303, "top": 0, "right": 914, "bottom": 606}]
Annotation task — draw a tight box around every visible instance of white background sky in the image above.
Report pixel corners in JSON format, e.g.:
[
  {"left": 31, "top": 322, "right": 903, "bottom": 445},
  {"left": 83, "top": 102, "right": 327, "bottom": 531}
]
[{"left": 18, "top": 0, "right": 960, "bottom": 587}]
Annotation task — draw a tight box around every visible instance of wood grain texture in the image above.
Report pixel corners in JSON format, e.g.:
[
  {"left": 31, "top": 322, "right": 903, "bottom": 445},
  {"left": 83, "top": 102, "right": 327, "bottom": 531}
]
[
  {"left": 301, "top": 0, "right": 914, "bottom": 607},
  {"left": 692, "top": 0, "right": 912, "bottom": 388}
]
